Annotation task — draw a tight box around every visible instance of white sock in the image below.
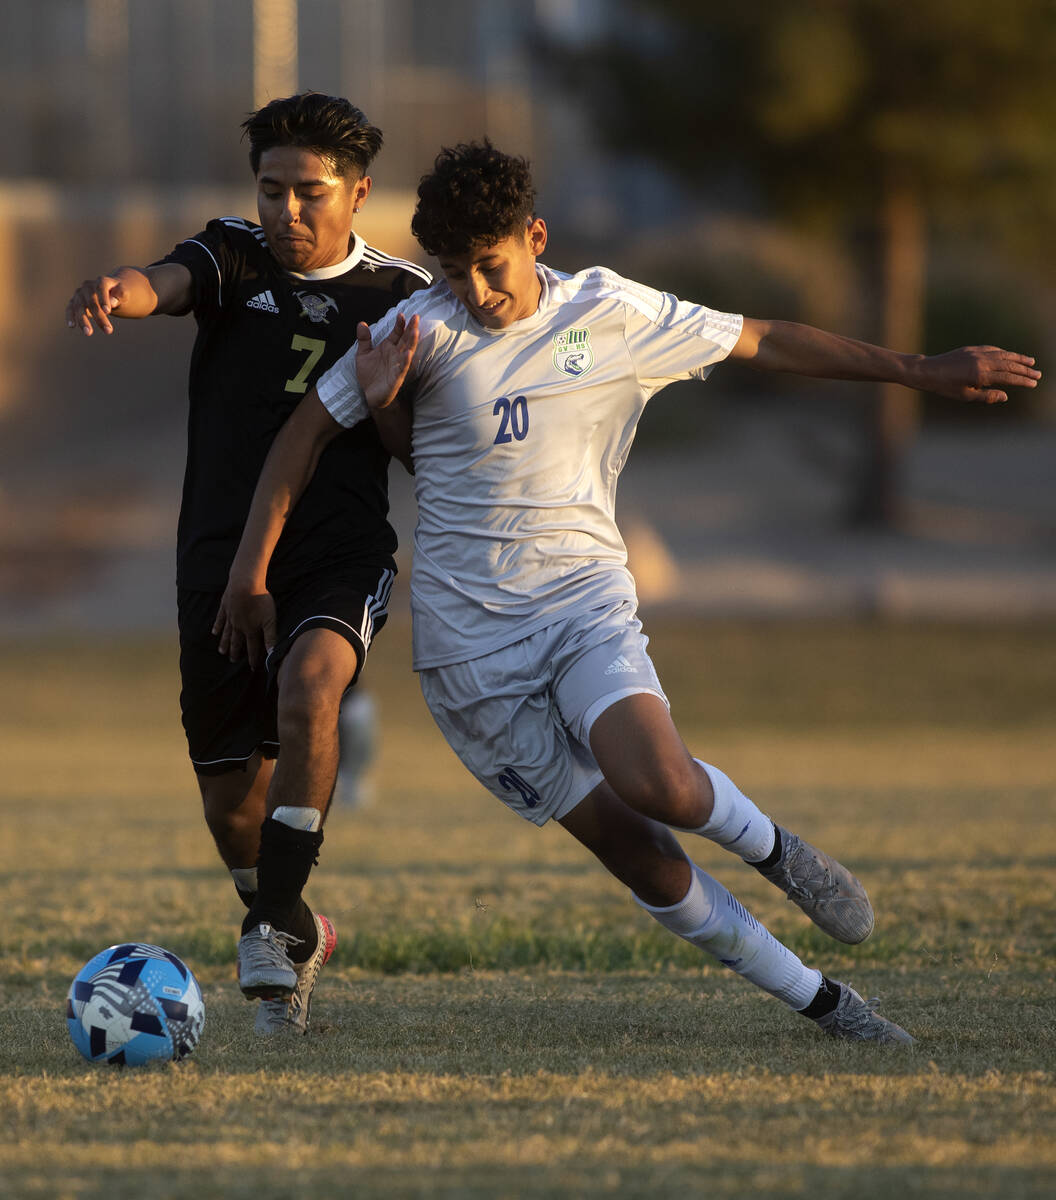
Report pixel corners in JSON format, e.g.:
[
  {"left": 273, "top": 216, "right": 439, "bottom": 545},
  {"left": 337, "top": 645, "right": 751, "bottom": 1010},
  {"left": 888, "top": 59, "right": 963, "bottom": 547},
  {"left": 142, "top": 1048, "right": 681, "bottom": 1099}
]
[
  {"left": 230, "top": 866, "right": 258, "bottom": 894},
  {"left": 691, "top": 760, "right": 776, "bottom": 864},
  {"left": 635, "top": 863, "right": 821, "bottom": 1010},
  {"left": 272, "top": 805, "right": 323, "bottom": 833}
]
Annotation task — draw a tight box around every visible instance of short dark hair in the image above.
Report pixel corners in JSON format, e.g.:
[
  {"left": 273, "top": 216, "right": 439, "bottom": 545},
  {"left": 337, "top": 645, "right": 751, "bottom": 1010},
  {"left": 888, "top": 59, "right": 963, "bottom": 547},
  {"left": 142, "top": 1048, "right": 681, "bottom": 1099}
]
[
  {"left": 411, "top": 140, "right": 536, "bottom": 258},
  {"left": 242, "top": 92, "right": 383, "bottom": 179}
]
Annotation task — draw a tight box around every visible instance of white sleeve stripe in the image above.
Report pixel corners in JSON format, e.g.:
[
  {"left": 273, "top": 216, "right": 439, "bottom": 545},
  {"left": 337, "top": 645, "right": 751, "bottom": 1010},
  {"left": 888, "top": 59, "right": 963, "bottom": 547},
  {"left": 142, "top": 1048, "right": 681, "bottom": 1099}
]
[
  {"left": 317, "top": 357, "right": 367, "bottom": 427},
  {"left": 361, "top": 247, "right": 433, "bottom": 282},
  {"left": 553, "top": 271, "right": 665, "bottom": 323},
  {"left": 558, "top": 279, "right": 662, "bottom": 324},
  {"left": 181, "top": 238, "right": 223, "bottom": 307},
  {"left": 218, "top": 215, "right": 267, "bottom": 245},
  {"left": 557, "top": 269, "right": 740, "bottom": 340}
]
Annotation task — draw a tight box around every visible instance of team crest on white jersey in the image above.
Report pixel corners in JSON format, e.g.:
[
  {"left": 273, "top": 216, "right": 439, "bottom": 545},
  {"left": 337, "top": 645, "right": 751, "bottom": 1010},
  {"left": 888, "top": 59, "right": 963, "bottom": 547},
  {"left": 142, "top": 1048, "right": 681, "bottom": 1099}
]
[
  {"left": 295, "top": 291, "right": 338, "bottom": 324},
  {"left": 553, "top": 327, "right": 594, "bottom": 378}
]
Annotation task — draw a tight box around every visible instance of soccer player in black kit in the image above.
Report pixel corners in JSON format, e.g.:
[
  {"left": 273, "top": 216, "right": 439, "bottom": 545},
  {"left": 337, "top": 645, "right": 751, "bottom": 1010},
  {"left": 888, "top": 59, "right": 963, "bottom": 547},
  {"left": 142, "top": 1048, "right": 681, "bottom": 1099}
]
[{"left": 65, "top": 93, "right": 430, "bottom": 1035}]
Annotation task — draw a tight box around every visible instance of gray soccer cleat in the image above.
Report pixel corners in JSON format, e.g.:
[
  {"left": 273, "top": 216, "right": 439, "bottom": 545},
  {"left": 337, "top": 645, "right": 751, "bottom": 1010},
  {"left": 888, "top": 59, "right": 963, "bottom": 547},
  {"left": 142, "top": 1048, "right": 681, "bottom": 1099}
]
[
  {"left": 255, "top": 913, "right": 337, "bottom": 1036},
  {"left": 237, "top": 922, "right": 300, "bottom": 1001},
  {"left": 757, "top": 825, "right": 875, "bottom": 944},
  {"left": 815, "top": 983, "right": 915, "bottom": 1045}
]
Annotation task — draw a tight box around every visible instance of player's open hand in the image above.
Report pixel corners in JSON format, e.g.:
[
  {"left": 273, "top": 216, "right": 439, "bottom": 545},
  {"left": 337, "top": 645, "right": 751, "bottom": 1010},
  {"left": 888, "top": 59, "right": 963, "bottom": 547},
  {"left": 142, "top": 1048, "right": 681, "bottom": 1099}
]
[
  {"left": 65, "top": 276, "right": 128, "bottom": 336},
  {"left": 212, "top": 583, "right": 277, "bottom": 671},
  {"left": 355, "top": 313, "right": 420, "bottom": 410},
  {"left": 918, "top": 346, "right": 1041, "bottom": 404}
]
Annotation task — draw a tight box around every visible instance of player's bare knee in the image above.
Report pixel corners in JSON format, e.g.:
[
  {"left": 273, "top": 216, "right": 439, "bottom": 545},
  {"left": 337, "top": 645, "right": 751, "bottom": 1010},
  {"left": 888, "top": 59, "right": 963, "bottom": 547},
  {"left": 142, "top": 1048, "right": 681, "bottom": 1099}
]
[
  {"left": 277, "top": 686, "right": 328, "bottom": 742},
  {"left": 623, "top": 759, "right": 704, "bottom": 826},
  {"left": 278, "top": 663, "right": 346, "bottom": 731}
]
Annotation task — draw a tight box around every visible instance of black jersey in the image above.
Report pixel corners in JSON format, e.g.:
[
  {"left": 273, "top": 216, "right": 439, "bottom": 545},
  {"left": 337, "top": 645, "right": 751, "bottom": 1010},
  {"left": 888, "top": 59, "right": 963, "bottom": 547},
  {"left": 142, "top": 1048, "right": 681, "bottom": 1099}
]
[{"left": 157, "top": 217, "right": 431, "bottom": 591}]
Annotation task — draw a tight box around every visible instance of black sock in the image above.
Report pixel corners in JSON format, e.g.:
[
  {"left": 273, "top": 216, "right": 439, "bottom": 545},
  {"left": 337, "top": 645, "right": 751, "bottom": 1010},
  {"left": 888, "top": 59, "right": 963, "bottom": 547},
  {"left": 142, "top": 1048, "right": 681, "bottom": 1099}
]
[
  {"left": 799, "top": 975, "right": 842, "bottom": 1021},
  {"left": 749, "top": 825, "right": 783, "bottom": 870},
  {"left": 283, "top": 899, "right": 319, "bottom": 963},
  {"left": 234, "top": 886, "right": 257, "bottom": 911},
  {"left": 241, "top": 817, "right": 323, "bottom": 955}
]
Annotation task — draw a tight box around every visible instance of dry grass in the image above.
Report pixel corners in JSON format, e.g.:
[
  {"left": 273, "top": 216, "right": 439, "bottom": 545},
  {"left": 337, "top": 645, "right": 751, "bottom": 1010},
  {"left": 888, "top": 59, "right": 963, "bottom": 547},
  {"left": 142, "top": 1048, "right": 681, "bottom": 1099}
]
[{"left": 1, "top": 619, "right": 1054, "bottom": 1198}]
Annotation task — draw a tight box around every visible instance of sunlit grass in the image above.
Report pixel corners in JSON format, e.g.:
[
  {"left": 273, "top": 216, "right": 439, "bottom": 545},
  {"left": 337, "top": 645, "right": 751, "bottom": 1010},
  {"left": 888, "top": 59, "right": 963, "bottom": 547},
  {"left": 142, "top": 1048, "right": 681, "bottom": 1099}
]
[{"left": 1, "top": 620, "right": 1054, "bottom": 1198}]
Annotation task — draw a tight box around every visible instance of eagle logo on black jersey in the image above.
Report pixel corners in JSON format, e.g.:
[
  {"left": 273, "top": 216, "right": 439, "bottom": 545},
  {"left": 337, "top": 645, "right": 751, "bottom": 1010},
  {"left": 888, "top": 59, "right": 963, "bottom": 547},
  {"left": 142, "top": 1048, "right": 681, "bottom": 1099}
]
[{"left": 295, "top": 291, "right": 339, "bottom": 325}]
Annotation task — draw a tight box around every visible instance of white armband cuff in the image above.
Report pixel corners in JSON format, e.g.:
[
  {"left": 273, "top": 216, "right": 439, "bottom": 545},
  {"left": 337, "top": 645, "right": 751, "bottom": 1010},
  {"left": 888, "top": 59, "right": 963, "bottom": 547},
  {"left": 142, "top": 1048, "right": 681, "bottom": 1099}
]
[{"left": 317, "top": 354, "right": 368, "bottom": 428}]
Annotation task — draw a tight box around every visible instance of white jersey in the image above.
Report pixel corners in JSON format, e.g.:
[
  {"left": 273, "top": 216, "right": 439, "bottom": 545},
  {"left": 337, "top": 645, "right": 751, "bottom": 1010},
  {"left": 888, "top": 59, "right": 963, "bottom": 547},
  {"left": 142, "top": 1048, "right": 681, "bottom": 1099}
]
[{"left": 318, "top": 263, "right": 742, "bottom": 669}]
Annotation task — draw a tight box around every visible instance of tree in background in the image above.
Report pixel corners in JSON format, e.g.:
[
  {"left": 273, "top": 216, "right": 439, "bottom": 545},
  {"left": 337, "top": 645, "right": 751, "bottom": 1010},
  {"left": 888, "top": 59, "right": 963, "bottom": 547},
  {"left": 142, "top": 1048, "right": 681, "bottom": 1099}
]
[{"left": 546, "top": 0, "right": 1056, "bottom": 525}]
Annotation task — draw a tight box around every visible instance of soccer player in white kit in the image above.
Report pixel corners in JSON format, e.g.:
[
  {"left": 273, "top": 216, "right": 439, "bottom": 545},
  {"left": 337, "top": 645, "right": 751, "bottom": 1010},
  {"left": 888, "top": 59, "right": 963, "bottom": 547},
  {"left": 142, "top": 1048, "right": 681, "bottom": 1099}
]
[{"left": 217, "top": 142, "right": 1041, "bottom": 1044}]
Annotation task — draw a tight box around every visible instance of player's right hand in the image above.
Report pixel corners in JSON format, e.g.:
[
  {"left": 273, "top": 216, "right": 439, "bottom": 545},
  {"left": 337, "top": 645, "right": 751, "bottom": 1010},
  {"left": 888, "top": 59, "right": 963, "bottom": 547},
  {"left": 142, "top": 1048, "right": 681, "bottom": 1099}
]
[
  {"left": 356, "top": 312, "right": 420, "bottom": 410},
  {"left": 213, "top": 585, "right": 277, "bottom": 671},
  {"left": 65, "top": 276, "right": 127, "bottom": 336}
]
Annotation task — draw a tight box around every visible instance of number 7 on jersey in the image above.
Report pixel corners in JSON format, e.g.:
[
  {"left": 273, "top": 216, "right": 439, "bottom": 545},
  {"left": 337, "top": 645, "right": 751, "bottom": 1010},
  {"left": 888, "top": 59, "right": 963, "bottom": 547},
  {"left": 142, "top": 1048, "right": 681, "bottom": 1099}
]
[{"left": 285, "top": 334, "right": 326, "bottom": 394}]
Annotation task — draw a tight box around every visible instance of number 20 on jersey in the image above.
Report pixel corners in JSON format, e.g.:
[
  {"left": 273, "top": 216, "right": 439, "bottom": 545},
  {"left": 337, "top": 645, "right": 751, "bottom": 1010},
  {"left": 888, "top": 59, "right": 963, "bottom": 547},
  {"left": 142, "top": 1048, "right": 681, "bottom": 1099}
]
[{"left": 493, "top": 395, "right": 529, "bottom": 444}]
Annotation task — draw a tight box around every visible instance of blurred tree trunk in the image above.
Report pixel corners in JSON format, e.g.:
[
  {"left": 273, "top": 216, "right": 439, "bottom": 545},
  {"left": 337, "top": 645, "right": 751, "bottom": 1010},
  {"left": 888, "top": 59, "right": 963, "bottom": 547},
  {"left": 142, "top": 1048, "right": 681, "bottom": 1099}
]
[
  {"left": 852, "top": 173, "right": 927, "bottom": 526},
  {"left": 544, "top": 0, "right": 1056, "bottom": 531}
]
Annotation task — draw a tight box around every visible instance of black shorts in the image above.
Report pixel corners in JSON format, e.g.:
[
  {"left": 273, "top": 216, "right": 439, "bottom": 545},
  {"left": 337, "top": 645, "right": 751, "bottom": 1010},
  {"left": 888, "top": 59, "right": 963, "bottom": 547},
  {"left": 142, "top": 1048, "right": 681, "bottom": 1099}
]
[{"left": 178, "top": 562, "right": 395, "bottom": 775}]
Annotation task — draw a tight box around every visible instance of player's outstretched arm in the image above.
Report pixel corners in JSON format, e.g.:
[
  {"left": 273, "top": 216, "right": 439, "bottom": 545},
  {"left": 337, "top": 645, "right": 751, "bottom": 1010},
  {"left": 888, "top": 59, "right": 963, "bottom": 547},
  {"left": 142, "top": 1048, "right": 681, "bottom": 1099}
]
[
  {"left": 65, "top": 263, "right": 193, "bottom": 336},
  {"left": 731, "top": 318, "right": 1041, "bottom": 404},
  {"left": 213, "top": 389, "right": 344, "bottom": 669}
]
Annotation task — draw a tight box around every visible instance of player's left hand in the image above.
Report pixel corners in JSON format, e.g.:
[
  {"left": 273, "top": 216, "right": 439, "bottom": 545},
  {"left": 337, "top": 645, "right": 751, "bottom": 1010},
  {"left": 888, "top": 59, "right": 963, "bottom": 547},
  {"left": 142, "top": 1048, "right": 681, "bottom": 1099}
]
[
  {"left": 212, "top": 585, "right": 277, "bottom": 670},
  {"left": 917, "top": 346, "right": 1041, "bottom": 404}
]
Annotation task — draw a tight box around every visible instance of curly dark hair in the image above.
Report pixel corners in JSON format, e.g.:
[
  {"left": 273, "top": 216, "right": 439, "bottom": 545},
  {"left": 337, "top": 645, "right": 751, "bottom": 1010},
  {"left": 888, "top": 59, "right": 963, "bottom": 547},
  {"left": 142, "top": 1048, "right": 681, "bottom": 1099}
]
[
  {"left": 242, "top": 92, "right": 383, "bottom": 179},
  {"left": 411, "top": 141, "right": 536, "bottom": 257}
]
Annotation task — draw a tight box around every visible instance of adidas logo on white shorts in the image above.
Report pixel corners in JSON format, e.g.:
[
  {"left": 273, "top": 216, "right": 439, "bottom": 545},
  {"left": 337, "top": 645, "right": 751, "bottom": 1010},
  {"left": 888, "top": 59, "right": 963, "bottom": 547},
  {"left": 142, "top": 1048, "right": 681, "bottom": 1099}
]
[
  {"left": 604, "top": 655, "right": 638, "bottom": 675},
  {"left": 247, "top": 290, "right": 280, "bottom": 314}
]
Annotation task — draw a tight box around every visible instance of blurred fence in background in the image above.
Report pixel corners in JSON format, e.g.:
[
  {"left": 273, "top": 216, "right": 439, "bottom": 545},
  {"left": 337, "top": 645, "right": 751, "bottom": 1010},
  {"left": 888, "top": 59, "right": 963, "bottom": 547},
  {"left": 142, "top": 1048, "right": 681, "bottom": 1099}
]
[{"left": 1, "top": 1, "right": 1053, "bottom": 633}]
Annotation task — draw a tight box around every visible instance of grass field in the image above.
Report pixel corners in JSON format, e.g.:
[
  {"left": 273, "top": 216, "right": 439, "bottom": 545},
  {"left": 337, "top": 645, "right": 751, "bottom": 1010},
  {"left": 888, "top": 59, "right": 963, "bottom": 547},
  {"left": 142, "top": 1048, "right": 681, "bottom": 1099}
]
[{"left": 1, "top": 618, "right": 1054, "bottom": 1198}]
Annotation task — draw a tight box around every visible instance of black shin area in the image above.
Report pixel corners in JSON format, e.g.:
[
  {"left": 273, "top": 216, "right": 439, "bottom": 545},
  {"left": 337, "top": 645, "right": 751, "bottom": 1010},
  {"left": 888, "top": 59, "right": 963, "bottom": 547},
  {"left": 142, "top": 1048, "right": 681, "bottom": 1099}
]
[
  {"left": 241, "top": 817, "right": 323, "bottom": 957},
  {"left": 282, "top": 899, "right": 319, "bottom": 962}
]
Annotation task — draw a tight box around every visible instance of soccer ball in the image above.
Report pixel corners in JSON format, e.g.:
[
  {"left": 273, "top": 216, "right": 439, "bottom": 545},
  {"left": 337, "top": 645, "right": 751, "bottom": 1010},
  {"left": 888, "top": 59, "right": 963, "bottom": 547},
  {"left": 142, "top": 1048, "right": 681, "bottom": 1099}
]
[{"left": 66, "top": 943, "right": 205, "bottom": 1066}]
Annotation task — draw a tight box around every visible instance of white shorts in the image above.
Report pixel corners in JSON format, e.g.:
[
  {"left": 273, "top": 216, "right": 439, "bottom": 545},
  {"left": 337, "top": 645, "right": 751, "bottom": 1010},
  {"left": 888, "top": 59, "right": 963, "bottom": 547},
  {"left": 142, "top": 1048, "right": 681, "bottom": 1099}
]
[{"left": 418, "top": 602, "right": 668, "bottom": 826}]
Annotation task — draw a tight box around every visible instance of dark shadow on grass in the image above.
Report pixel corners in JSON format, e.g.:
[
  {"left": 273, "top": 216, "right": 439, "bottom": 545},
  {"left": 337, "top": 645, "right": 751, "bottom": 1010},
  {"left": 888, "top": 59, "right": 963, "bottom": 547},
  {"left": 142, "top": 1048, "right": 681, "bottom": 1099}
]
[{"left": 14, "top": 1163, "right": 1056, "bottom": 1200}]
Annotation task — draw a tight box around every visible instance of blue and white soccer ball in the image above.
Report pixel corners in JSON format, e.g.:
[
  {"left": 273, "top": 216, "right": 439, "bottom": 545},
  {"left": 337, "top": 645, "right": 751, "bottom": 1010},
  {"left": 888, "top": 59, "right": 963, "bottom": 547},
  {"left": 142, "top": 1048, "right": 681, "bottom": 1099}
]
[{"left": 66, "top": 943, "right": 205, "bottom": 1066}]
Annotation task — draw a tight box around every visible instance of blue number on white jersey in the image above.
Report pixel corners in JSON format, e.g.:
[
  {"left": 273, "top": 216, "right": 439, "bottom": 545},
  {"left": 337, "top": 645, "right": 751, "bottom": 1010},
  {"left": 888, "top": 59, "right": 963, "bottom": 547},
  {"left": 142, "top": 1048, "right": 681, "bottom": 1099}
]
[{"left": 493, "top": 396, "right": 529, "bottom": 444}]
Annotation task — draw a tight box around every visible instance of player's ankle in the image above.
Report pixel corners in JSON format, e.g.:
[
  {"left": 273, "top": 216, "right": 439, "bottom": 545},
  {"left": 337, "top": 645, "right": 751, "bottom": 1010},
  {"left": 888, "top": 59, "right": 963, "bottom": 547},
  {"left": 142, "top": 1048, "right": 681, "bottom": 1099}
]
[{"left": 798, "top": 975, "right": 841, "bottom": 1020}]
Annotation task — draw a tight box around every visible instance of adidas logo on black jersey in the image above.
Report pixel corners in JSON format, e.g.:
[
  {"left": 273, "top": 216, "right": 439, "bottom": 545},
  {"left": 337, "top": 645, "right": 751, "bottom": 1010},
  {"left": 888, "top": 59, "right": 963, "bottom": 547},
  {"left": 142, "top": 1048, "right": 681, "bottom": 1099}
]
[{"left": 246, "top": 290, "right": 280, "bottom": 314}]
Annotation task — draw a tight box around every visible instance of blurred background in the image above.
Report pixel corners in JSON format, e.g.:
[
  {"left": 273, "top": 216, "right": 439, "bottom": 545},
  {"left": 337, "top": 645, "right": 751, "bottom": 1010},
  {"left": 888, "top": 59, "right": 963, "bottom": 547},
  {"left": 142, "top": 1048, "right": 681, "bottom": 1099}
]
[{"left": 1, "top": 0, "right": 1054, "bottom": 635}]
